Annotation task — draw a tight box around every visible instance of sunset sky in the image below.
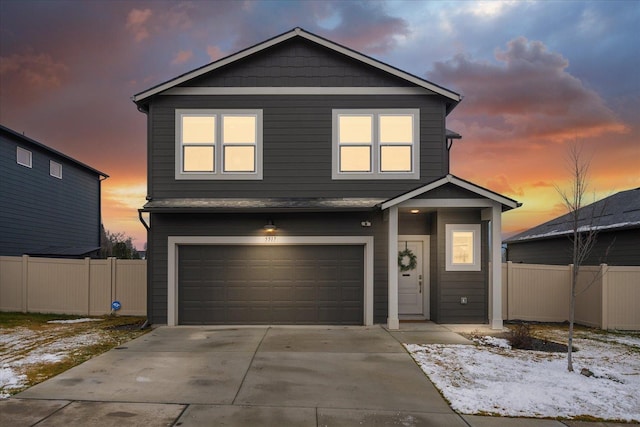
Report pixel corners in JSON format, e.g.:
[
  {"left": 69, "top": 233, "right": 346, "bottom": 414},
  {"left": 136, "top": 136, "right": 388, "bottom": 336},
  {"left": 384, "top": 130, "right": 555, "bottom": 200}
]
[{"left": 1, "top": 1, "right": 638, "bottom": 249}]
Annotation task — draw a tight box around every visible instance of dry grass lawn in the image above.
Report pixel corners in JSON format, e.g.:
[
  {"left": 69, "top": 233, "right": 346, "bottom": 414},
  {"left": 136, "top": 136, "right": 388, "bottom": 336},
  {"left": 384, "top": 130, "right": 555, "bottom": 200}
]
[{"left": 0, "top": 312, "right": 149, "bottom": 398}]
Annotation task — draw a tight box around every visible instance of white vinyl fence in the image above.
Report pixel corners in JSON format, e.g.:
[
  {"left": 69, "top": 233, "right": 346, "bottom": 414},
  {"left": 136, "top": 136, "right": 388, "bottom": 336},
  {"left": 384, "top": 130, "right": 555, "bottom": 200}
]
[
  {"left": 1, "top": 256, "right": 638, "bottom": 329},
  {"left": 0, "top": 255, "right": 146, "bottom": 316},
  {"left": 502, "top": 262, "right": 640, "bottom": 330}
]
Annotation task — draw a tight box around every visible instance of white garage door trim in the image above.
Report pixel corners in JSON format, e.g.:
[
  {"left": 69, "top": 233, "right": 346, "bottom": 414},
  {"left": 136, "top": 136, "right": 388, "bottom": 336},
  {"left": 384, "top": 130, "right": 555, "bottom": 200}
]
[{"left": 167, "top": 236, "right": 374, "bottom": 326}]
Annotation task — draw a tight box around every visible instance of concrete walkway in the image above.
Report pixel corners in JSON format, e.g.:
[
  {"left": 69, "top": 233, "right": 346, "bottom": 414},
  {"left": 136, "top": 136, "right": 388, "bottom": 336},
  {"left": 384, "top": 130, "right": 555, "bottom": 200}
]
[{"left": 1, "top": 323, "right": 631, "bottom": 426}]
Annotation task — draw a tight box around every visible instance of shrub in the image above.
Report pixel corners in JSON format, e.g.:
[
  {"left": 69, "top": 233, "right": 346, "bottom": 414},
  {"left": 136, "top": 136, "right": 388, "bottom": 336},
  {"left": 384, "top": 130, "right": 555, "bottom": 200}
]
[{"left": 508, "top": 323, "right": 533, "bottom": 349}]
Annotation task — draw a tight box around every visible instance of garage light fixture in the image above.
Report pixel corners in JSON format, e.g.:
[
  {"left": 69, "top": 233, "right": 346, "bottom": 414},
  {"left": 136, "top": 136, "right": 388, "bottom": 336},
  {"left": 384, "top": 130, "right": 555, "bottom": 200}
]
[{"left": 263, "top": 220, "right": 276, "bottom": 232}]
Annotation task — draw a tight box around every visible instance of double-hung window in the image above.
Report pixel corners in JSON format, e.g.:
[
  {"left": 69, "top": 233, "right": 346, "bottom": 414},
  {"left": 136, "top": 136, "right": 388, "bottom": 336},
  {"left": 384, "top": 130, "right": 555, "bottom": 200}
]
[
  {"left": 332, "top": 109, "right": 419, "bottom": 179},
  {"left": 176, "top": 109, "right": 262, "bottom": 180}
]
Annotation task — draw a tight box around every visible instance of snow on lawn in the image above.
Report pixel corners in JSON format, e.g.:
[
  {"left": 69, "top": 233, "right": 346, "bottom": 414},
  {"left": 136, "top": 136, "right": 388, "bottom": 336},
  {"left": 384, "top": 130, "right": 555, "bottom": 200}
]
[
  {"left": 47, "top": 318, "right": 101, "bottom": 324},
  {"left": 0, "top": 326, "right": 104, "bottom": 398},
  {"left": 405, "top": 330, "right": 640, "bottom": 422}
]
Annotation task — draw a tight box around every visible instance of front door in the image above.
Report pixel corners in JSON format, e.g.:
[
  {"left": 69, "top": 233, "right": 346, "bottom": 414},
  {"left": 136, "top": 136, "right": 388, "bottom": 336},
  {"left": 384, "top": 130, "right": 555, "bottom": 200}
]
[{"left": 398, "top": 240, "right": 423, "bottom": 315}]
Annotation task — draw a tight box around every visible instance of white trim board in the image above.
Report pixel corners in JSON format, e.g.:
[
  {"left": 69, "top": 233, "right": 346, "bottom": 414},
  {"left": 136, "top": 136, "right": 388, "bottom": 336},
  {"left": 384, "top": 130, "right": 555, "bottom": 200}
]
[
  {"left": 167, "top": 235, "right": 374, "bottom": 327},
  {"left": 163, "top": 87, "right": 433, "bottom": 96}
]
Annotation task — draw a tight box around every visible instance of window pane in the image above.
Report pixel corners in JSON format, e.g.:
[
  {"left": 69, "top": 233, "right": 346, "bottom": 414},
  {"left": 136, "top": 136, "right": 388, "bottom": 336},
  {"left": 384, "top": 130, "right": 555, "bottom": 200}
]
[
  {"left": 452, "top": 231, "right": 474, "bottom": 264},
  {"left": 380, "top": 146, "right": 411, "bottom": 172},
  {"left": 184, "top": 146, "right": 214, "bottom": 172},
  {"left": 16, "top": 147, "right": 32, "bottom": 167},
  {"left": 379, "top": 115, "right": 413, "bottom": 143},
  {"left": 50, "top": 161, "right": 62, "bottom": 179},
  {"left": 339, "top": 116, "right": 372, "bottom": 143},
  {"left": 224, "top": 146, "right": 255, "bottom": 172},
  {"left": 223, "top": 116, "right": 256, "bottom": 144},
  {"left": 183, "top": 116, "right": 215, "bottom": 143},
  {"left": 340, "top": 146, "right": 371, "bottom": 172}
]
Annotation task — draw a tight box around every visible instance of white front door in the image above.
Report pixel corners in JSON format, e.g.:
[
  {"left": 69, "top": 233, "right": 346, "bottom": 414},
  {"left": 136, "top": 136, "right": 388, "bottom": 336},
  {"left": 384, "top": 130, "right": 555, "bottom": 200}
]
[{"left": 398, "top": 240, "right": 423, "bottom": 315}]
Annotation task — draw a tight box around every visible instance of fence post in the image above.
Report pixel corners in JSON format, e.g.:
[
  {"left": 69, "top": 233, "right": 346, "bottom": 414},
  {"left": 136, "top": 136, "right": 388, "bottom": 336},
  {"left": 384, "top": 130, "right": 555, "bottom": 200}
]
[
  {"left": 506, "top": 261, "right": 513, "bottom": 320},
  {"left": 84, "top": 257, "right": 91, "bottom": 316},
  {"left": 21, "top": 255, "right": 29, "bottom": 313},
  {"left": 110, "top": 257, "right": 117, "bottom": 311},
  {"left": 600, "top": 263, "right": 608, "bottom": 330}
]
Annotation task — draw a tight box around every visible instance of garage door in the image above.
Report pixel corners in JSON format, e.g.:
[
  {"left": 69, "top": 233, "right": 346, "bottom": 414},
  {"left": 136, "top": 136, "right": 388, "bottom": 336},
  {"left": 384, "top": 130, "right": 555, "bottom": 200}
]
[{"left": 178, "top": 245, "right": 364, "bottom": 325}]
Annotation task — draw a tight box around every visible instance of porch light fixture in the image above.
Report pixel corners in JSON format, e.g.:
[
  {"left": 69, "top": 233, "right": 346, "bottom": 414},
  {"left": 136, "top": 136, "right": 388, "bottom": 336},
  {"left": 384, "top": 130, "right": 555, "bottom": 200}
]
[
  {"left": 410, "top": 209, "right": 420, "bottom": 214},
  {"left": 263, "top": 220, "right": 276, "bottom": 232}
]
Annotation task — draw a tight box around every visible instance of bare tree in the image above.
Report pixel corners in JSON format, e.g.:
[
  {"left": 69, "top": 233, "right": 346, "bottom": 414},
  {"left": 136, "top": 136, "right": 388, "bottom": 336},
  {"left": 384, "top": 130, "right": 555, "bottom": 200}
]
[{"left": 554, "top": 144, "right": 600, "bottom": 372}]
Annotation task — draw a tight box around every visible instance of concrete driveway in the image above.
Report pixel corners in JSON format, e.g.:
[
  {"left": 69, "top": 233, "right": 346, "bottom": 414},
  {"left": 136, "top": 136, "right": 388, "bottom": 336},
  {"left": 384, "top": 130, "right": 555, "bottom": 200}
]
[{"left": 2, "top": 324, "right": 604, "bottom": 426}]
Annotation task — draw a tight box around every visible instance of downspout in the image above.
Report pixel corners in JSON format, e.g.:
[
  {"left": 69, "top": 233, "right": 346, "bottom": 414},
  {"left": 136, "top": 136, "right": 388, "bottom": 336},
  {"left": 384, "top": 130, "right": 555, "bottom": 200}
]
[
  {"left": 138, "top": 209, "right": 151, "bottom": 330},
  {"left": 138, "top": 209, "right": 150, "bottom": 231}
]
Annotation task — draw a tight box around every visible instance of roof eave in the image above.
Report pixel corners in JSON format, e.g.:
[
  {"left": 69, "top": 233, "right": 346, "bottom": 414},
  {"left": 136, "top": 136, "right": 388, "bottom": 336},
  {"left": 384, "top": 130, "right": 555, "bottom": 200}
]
[
  {"left": 381, "top": 174, "right": 520, "bottom": 211},
  {"left": 0, "top": 125, "right": 109, "bottom": 178},
  {"left": 132, "top": 27, "right": 462, "bottom": 107}
]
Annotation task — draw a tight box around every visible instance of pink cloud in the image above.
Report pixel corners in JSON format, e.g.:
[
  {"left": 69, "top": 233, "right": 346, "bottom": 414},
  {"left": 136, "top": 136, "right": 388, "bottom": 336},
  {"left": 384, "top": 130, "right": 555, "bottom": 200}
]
[
  {"left": 0, "top": 52, "right": 68, "bottom": 103},
  {"left": 206, "top": 45, "right": 224, "bottom": 61},
  {"left": 430, "top": 37, "right": 628, "bottom": 144},
  {"left": 486, "top": 174, "right": 524, "bottom": 197},
  {"left": 171, "top": 50, "right": 193, "bottom": 65},
  {"left": 126, "top": 8, "right": 152, "bottom": 42}
]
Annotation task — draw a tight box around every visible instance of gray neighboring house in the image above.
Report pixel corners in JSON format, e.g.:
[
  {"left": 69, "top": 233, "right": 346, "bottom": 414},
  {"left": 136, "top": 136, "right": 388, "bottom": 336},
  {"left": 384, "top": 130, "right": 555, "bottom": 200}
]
[
  {"left": 0, "top": 125, "right": 108, "bottom": 258},
  {"left": 506, "top": 188, "right": 640, "bottom": 266},
  {"left": 133, "top": 28, "right": 520, "bottom": 329}
]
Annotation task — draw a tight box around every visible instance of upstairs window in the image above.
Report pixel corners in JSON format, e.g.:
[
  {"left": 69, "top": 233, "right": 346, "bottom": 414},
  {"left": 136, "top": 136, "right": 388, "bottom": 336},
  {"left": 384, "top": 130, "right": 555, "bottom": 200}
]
[
  {"left": 50, "top": 160, "right": 63, "bottom": 179},
  {"left": 332, "top": 109, "right": 419, "bottom": 180},
  {"left": 176, "top": 109, "right": 262, "bottom": 180},
  {"left": 17, "top": 147, "right": 32, "bottom": 168}
]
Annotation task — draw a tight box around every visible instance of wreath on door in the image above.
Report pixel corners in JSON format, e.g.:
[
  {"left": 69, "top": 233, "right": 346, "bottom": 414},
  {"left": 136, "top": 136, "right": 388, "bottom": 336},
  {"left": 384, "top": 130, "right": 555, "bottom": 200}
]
[{"left": 398, "top": 247, "right": 417, "bottom": 272}]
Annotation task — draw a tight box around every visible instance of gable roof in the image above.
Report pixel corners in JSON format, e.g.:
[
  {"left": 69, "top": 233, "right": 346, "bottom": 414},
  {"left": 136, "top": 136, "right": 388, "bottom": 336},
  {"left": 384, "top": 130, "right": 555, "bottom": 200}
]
[
  {"left": 132, "top": 27, "right": 462, "bottom": 112},
  {"left": 1, "top": 124, "right": 108, "bottom": 178},
  {"left": 505, "top": 187, "right": 640, "bottom": 243},
  {"left": 381, "top": 174, "right": 521, "bottom": 211}
]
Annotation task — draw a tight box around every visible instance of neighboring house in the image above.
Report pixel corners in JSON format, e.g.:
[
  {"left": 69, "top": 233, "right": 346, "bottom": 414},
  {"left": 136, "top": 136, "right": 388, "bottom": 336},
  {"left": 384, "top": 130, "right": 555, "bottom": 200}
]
[
  {"left": 506, "top": 188, "right": 640, "bottom": 266},
  {"left": 0, "top": 125, "right": 108, "bottom": 258},
  {"left": 133, "top": 28, "right": 520, "bottom": 329}
]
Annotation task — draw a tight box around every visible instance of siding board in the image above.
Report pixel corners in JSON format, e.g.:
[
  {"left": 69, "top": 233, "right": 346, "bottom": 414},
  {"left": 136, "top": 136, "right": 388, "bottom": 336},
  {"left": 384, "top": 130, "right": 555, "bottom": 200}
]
[
  {"left": 1, "top": 132, "right": 102, "bottom": 256},
  {"left": 149, "top": 95, "right": 447, "bottom": 199}
]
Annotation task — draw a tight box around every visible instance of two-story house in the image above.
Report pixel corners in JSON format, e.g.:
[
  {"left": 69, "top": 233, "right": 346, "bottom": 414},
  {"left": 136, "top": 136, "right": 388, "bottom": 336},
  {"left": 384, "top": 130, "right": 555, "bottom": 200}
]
[
  {"left": 0, "top": 124, "right": 108, "bottom": 257},
  {"left": 134, "top": 28, "right": 519, "bottom": 329}
]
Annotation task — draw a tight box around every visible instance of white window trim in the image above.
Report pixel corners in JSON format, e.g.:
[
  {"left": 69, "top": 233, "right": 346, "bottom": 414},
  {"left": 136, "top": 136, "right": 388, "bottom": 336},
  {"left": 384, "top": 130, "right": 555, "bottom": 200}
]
[
  {"left": 332, "top": 109, "right": 419, "bottom": 180},
  {"left": 50, "top": 160, "right": 62, "bottom": 179},
  {"left": 17, "top": 147, "right": 32, "bottom": 168},
  {"left": 175, "top": 109, "right": 263, "bottom": 180},
  {"left": 167, "top": 235, "right": 374, "bottom": 327},
  {"left": 445, "top": 224, "right": 481, "bottom": 271}
]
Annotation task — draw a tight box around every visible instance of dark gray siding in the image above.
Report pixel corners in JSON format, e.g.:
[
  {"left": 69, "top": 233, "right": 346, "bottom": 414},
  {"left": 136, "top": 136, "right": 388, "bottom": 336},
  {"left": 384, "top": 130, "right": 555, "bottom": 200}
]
[
  {"left": 149, "top": 94, "right": 447, "bottom": 199},
  {"left": 148, "top": 211, "right": 389, "bottom": 325},
  {"left": 507, "top": 229, "right": 640, "bottom": 266},
  {"left": 431, "top": 209, "right": 488, "bottom": 324},
  {"left": 0, "top": 134, "right": 101, "bottom": 256},
  {"left": 416, "top": 183, "right": 485, "bottom": 199},
  {"left": 185, "top": 38, "right": 414, "bottom": 88}
]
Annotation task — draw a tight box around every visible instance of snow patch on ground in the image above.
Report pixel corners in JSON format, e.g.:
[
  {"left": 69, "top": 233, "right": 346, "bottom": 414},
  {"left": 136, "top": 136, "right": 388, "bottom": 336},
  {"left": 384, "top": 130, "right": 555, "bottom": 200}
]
[
  {"left": 0, "top": 326, "right": 104, "bottom": 398},
  {"left": 47, "top": 318, "right": 101, "bottom": 324},
  {"left": 405, "top": 330, "right": 640, "bottom": 422},
  {"left": 472, "top": 335, "right": 511, "bottom": 349}
]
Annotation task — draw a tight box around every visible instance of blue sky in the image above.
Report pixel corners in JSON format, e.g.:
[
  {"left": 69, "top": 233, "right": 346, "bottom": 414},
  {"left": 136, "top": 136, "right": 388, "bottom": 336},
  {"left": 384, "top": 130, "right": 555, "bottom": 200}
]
[{"left": 1, "top": 0, "right": 638, "bottom": 246}]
